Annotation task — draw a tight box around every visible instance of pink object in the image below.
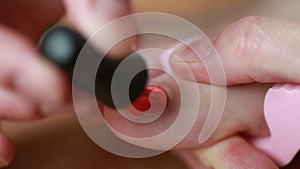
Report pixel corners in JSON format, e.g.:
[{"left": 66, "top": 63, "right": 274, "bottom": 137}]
[{"left": 252, "top": 83, "right": 300, "bottom": 167}]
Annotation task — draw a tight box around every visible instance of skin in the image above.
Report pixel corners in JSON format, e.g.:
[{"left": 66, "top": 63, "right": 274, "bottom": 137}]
[
  {"left": 0, "top": 0, "right": 134, "bottom": 167},
  {"left": 0, "top": 1, "right": 299, "bottom": 169},
  {"left": 104, "top": 16, "right": 300, "bottom": 169},
  {"left": 169, "top": 16, "right": 300, "bottom": 169}
]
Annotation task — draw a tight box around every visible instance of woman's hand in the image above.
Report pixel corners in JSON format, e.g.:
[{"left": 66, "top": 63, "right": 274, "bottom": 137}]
[
  {"left": 0, "top": 0, "right": 133, "bottom": 167},
  {"left": 102, "top": 16, "right": 300, "bottom": 169},
  {"left": 168, "top": 16, "right": 300, "bottom": 169}
]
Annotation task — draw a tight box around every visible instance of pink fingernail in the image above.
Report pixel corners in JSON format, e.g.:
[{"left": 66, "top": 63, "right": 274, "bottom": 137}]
[
  {"left": 178, "top": 38, "right": 213, "bottom": 61},
  {"left": 160, "top": 37, "right": 212, "bottom": 73}
]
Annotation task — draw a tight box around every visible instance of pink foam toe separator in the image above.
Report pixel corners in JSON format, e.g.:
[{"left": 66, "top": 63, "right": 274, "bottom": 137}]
[{"left": 252, "top": 83, "right": 300, "bottom": 167}]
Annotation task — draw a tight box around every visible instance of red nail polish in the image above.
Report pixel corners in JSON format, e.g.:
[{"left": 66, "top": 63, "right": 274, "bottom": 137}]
[
  {"left": 132, "top": 94, "right": 151, "bottom": 112},
  {"left": 131, "top": 86, "right": 168, "bottom": 115}
]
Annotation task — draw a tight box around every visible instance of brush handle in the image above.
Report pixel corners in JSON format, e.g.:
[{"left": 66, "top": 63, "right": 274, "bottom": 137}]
[{"left": 39, "top": 25, "right": 148, "bottom": 108}]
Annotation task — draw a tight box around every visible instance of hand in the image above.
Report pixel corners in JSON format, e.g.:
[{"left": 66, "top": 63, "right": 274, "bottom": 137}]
[
  {"left": 0, "top": 0, "right": 133, "bottom": 167},
  {"left": 168, "top": 16, "right": 300, "bottom": 168},
  {"left": 102, "top": 16, "right": 300, "bottom": 169}
]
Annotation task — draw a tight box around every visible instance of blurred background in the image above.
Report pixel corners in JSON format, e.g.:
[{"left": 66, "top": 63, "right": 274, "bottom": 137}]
[{"left": 3, "top": 0, "right": 300, "bottom": 168}]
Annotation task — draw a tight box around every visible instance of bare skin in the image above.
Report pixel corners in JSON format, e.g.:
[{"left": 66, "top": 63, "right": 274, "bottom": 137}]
[
  {"left": 0, "top": 1, "right": 299, "bottom": 168},
  {"left": 0, "top": 0, "right": 133, "bottom": 166}
]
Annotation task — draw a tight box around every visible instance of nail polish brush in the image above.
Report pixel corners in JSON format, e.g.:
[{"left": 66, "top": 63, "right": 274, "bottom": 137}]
[{"left": 39, "top": 25, "right": 148, "bottom": 108}]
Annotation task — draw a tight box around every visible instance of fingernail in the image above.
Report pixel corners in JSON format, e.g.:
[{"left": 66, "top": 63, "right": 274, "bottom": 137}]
[
  {"left": 39, "top": 104, "right": 56, "bottom": 116},
  {"left": 176, "top": 37, "right": 213, "bottom": 62},
  {"left": 164, "top": 38, "right": 213, "bottom": 80},
  {"left": 123, "top": 86, "right": 168, "bottom": 123}
]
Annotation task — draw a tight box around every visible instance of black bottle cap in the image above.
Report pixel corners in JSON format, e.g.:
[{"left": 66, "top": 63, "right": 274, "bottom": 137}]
[{"left": 39, "top": 26, "right": 148, "bottom": 108}]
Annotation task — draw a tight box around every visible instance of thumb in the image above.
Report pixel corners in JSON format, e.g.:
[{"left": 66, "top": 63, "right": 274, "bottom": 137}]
[
  {"left": 169, "top": 16, "right": 300, "bottom": 85},
  {"left": 63, "top": 0, "right": 136, "bottom": 59}
]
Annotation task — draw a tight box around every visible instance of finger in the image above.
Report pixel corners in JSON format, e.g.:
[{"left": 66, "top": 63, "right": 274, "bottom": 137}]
[
  {"left": 195, "top": 136, "right": 279, "bottom": 169},
  {"left": 169, "top": 16, "right": 300, "bottom": 85},
  {"left": 0, "top": 133, "right": 14, "bottom": 168},
  {"left": 0, "top": 24, "right": 69, "bottom": 112},
  {"left": 0, "top": 87, "right": 42, "bottom": 120},
  {"left": 63, "top": 0, "right": 137, "bottom": 58},
  {"left": 102, "top": 73, "right": 271, "bottom": 150}
]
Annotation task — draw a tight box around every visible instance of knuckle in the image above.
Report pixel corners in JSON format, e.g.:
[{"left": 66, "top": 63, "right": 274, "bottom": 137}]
[
  {"left": 215, "top": 16, "right": 271, "bottom": 81},
  {"left": 216, "top": 16, "right": 267, "bottom": 59}
]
